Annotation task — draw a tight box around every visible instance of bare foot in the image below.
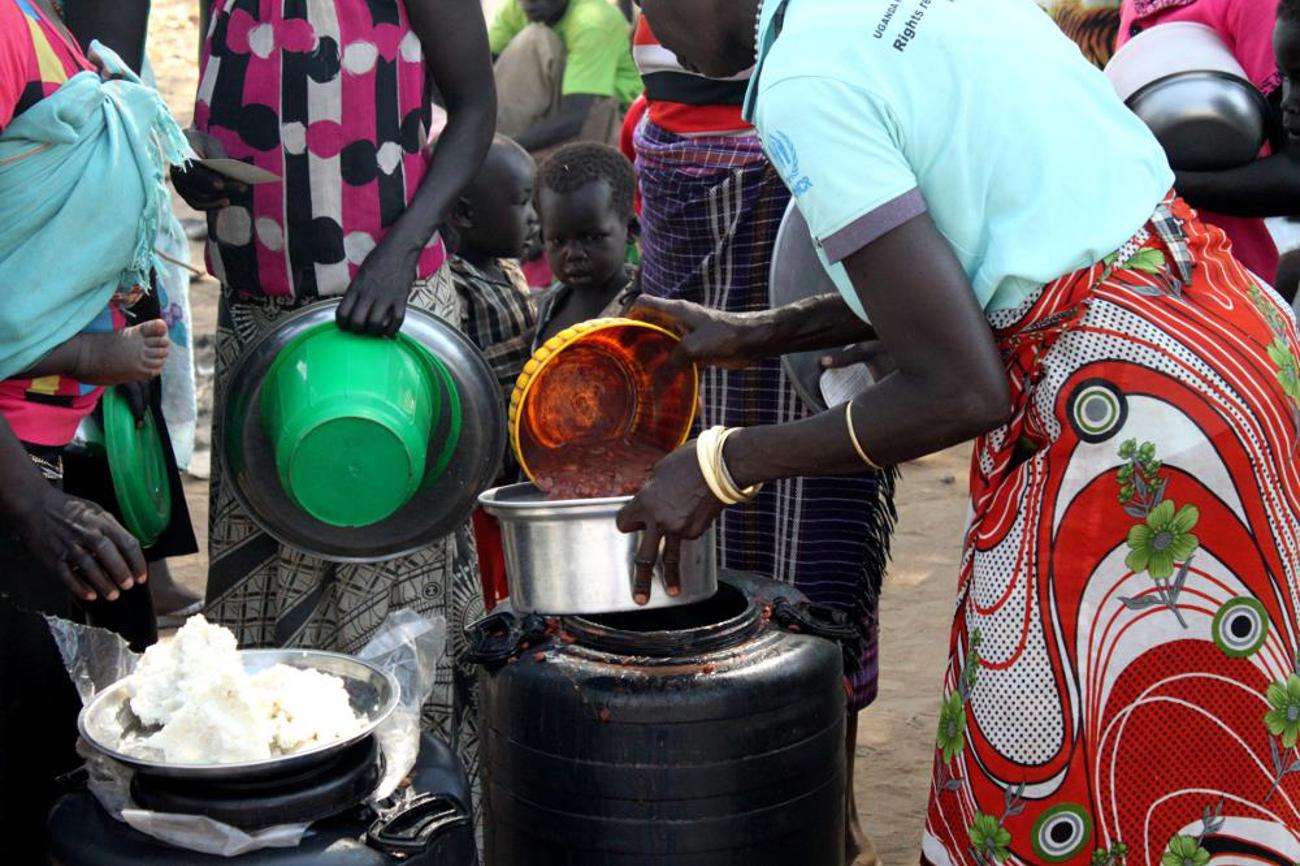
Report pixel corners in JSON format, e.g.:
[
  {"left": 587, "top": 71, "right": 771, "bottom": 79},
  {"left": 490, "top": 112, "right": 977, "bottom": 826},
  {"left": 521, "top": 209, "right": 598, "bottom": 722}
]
[{"left": 72, "top": 319, "right": 170, "bottom": 385}]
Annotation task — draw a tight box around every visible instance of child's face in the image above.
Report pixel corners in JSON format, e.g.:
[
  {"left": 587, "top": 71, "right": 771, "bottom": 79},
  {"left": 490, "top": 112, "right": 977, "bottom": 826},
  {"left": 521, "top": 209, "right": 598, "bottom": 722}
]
[
  {"left": 461, "top": 148, "right": 538, "bottom": 260},
  {"left": 1277, "top": 18, "right": 1300, "bottom": 138},
  {"left": 539, "top": 181, "right": 629, "bottom": 292}
]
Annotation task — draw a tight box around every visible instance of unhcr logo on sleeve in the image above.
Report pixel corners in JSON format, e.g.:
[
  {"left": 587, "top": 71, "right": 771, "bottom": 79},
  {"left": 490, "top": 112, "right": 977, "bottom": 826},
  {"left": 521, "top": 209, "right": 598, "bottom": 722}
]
[{"left": 767, "top": 131, "right": 812, "bottom": 196}]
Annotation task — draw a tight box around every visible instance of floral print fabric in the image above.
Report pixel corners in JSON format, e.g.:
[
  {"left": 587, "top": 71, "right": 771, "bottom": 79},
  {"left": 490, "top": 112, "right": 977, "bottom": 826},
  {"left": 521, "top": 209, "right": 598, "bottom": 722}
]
[{"left": 922, "top": 197, "right": 1300, "bottom": 864}]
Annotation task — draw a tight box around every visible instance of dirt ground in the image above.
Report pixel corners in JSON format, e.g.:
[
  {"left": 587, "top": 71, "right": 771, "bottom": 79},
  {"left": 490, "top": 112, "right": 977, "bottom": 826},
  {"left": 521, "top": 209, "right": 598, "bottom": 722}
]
[{"left": 145, "top": 4, "right": 970, "bottom": 861}]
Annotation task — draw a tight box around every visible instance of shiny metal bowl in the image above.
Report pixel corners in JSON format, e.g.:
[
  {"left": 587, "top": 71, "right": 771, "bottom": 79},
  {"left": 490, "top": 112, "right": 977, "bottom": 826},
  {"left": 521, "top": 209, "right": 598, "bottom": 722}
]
[
  {"left": 478, "top": 482, "right": 718, "bottom": 615},
  {"left": 79, "top": 648, "right": 400, "bottom": 782},
  {"left": 1128, "top": 71, "right": 1270, "bottom": 171}
]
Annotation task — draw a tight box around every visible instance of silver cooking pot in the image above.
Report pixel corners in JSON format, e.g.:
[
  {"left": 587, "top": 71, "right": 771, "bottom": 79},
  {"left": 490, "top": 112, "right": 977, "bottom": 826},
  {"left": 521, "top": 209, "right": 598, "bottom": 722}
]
[{"left": 478, "top": 482, "right": 718, "bottom": 615}]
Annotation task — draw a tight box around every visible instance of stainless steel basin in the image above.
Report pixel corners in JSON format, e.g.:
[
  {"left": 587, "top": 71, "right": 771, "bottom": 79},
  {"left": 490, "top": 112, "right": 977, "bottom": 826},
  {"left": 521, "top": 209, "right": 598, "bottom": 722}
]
[{"left": 1128, "top": 70, "right": 1269, "bottom": 171}]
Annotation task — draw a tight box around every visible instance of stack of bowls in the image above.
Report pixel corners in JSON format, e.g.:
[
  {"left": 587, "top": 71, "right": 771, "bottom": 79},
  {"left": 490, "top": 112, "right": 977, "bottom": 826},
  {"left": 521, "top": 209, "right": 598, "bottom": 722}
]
[
  {"left": 218, "top": 302, "right": 505, "bottom": 562},
  {"left": 260, "top": 325, "right": 460, "bottom": 528}
]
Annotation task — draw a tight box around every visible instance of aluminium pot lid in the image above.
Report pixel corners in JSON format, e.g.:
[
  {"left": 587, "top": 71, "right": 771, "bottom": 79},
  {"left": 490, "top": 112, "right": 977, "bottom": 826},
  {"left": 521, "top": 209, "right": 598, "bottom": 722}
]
[{"left": 218, "top": 301, "right": 506, "bottom": 562}]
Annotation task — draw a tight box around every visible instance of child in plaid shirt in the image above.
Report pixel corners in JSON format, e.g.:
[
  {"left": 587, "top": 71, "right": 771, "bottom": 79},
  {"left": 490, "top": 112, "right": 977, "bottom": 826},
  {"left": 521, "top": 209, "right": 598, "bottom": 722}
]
[{"left": 448, "top": 135, "right": 540, "bottom": 413}]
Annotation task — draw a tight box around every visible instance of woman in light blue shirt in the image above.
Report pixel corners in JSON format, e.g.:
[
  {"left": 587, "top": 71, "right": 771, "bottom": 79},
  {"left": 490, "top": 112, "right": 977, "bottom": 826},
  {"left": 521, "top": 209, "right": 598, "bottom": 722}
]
[{"left": 620, "top": 0, "right": 1300, "bottom": 861}]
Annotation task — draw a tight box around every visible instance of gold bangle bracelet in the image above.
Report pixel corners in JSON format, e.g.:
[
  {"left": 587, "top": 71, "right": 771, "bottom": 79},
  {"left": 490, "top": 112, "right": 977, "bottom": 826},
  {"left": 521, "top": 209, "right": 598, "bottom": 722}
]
[{"left": 845, "top": 400, "right": 882, "bottom": 471}]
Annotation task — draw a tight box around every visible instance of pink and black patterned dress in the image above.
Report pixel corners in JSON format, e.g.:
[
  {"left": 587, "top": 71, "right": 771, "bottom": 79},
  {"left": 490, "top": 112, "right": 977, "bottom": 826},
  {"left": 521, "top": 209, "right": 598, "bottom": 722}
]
[
  {"left": 194, "top": 0, "right": 446, "bottom": 299},
  {"left": 195, "top": 0, "right": 486, "bottom": 834}
]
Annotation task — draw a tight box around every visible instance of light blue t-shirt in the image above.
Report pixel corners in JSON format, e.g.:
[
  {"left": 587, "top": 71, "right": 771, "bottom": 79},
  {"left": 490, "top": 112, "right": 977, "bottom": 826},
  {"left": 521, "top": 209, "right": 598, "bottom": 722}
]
[{"left": 744, "top": 0, "right": 1174, "bottom": 319}]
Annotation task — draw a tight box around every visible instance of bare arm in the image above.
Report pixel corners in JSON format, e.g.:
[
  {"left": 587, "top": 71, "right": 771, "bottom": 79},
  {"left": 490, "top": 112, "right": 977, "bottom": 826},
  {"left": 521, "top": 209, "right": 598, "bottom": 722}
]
[
  {"left": 730, "top": 214, "right": 1008, "bottom": 478},
  {"left": 629, "top": 292, "right": 877, "bottom": 368},
  {"left": 1174, "top": 143, "right": 1300, "bottom": 217},
  {"left": 61, "top": 0, "right": 151, "bottom": 74},
  {"left": 618, "top": 214, "right": 1009, "bottom": 597},
  {"left": 513, "top": 94, "right": 595, "bottom": 152},
  {"left": 335, "top": 0, "right": 496, "bottom": 335},
  {"left": 394, "top": 0, "right": 497, "bottom": 257}
]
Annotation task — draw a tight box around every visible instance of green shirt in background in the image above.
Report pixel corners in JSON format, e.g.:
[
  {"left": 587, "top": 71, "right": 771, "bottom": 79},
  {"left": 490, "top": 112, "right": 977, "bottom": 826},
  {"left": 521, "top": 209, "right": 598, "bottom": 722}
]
[{"left": 488, "top": 0, "right": 642, "bottom": 108}]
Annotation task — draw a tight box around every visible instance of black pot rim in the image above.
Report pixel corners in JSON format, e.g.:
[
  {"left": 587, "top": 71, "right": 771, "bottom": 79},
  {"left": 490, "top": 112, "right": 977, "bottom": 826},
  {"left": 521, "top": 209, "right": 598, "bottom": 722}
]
[{"left": 561, "top": 580, "right": 762, "bottom": 657}]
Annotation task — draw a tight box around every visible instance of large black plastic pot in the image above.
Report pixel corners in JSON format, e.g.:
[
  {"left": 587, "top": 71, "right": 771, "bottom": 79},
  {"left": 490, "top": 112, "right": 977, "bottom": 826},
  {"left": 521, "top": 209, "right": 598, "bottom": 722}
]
[{"left": 470, "top": 574, "right": 850, "bottom": 866}]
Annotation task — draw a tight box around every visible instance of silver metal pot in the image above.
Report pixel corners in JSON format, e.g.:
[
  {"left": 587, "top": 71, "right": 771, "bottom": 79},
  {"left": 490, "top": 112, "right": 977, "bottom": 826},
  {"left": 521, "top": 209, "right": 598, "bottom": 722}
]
[{"left": 478, "top": 482, "right": 718, "bottom": 615}]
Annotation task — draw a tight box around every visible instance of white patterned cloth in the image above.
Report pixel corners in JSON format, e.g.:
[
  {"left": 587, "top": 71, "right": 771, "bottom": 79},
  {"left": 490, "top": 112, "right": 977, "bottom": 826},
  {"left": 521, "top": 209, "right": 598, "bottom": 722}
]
[{"left": 203, "top": 269, "right": 486, "bottom": 840}]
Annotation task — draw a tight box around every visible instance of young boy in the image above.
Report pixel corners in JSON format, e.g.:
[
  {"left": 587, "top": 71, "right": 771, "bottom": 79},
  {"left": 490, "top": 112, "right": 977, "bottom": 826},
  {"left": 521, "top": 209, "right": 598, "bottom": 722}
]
[
  {"left": 445, "top": 135, "right": 539, "bottom": 834},
  {"left": 449, "top": 134, "right": 540, "bottom": 408},
  {"left": 533, "top": 142, "right": 639, "bottom": 347}
]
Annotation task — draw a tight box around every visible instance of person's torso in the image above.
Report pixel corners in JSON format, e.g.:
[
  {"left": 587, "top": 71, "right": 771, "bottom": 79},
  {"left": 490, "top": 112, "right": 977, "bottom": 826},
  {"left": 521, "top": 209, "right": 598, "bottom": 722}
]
[
  {"left": 0, "top": 0, "right": 93, "bottom": 131},
  {"left": 194, "top": 0, "right": 444, "bottom": 300},
  {"left": 452, "top": 256, "right": 537, "bottom": 374},
  {"left": 632, "top": 16, "right": 751, "bottom": 136},
  {"left": 533, "top": 269, "right": 638, "bottom": 349},
  {"left": 750, "top": 0, "right": 1175, "bottom": 313},
  {"left": 557, "top": 0, "right": 642, "bottom": 107},
  {"left": 0, "top": 0, "right": 120, "bottom": 447},
  {"left": 1117, "top": 0, "right": 1282, "bottom": 94}
]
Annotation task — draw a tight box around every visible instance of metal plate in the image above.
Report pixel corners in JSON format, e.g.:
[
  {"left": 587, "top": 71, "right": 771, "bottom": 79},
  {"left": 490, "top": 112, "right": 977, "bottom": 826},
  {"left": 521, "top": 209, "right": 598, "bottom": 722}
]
[
  {"left": 79, "top": 648, "right": 399, "bottom": 782},
  {"left": 219, "top": 302, "right": 506, "bottom": 562},
  {"left": 1128, "top": 71, "right": 1269, "bottom": 171},
  {"left": 768, "top": 199, "right": 873, "bottom": 412}
]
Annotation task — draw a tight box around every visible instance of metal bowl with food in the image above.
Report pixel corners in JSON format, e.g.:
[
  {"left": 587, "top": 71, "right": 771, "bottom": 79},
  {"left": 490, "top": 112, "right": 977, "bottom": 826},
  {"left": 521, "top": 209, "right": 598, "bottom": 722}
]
[
  {"left": 79, "top": 648, "right": 400, "bottom": 782},
  {"left": 478, "top": 482, "right": 718, "bottom": 614}
]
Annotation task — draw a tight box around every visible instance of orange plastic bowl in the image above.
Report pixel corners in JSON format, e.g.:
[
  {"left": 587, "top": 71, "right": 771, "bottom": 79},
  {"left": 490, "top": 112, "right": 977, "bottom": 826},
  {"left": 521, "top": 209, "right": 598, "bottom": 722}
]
[{"left": 510, "top": 318, "right": 699, "bottom": 497}]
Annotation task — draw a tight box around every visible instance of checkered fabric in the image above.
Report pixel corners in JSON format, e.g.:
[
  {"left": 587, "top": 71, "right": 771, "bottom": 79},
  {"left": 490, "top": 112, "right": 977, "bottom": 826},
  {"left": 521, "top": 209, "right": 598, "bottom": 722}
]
[{"left": 634, "top": 117, "right": 898, "bottom": 711}]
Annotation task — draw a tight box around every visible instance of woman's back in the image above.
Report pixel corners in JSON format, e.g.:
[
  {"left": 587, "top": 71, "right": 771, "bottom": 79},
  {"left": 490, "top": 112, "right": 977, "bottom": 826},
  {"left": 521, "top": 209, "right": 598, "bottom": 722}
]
[{"left": 749, "top": 0, "right": 1174, "bottom": 314}]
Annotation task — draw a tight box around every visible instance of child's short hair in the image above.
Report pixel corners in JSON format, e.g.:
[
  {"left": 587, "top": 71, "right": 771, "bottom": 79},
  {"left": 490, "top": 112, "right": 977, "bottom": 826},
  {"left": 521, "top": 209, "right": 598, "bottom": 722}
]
[
  {"left": 1282, "top": 0, "right": 1300, "bottom": 24},
  {"left": 536, "top": 142, "right": 636, "bottom": 222}
]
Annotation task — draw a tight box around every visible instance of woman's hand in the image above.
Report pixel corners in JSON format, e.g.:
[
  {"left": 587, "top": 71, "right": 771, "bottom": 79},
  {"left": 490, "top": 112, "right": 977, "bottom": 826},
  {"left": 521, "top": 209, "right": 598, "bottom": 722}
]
[
  {"left": 170, "top": 129, "right": 247, "bottom": 212},
  {"left": 819, "top": 339, "right": 897, "bottom": 378},
  {"left": 13, "top": 486, "right": 146, "bottom": 603},
  {"left": 615, "top": 443, "right": 725, "bottom": 605},
  {"left": 627, "top": 296, "right": 769, "bottom": 369},
  {"left": 116, "top": 381, "right": 150, "bottom": 428},
  {"left": 336, "top": 236, "right": 420, "bottom": 337}
]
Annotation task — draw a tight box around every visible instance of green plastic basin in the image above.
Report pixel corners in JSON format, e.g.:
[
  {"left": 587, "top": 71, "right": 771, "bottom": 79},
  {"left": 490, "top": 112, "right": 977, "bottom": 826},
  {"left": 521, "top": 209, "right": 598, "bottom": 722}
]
[
  {"left": 260, "top": 324, "right": 459, "bottom": 527},
  {"left": 102, "top": 388, "right": 172, "bottom": 546}
]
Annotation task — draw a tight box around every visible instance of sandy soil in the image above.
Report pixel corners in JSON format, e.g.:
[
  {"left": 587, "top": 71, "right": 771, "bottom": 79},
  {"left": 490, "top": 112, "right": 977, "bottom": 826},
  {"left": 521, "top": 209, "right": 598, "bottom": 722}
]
[{"left": 145, "top": 5, "right": 970, "bottom": 861}]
